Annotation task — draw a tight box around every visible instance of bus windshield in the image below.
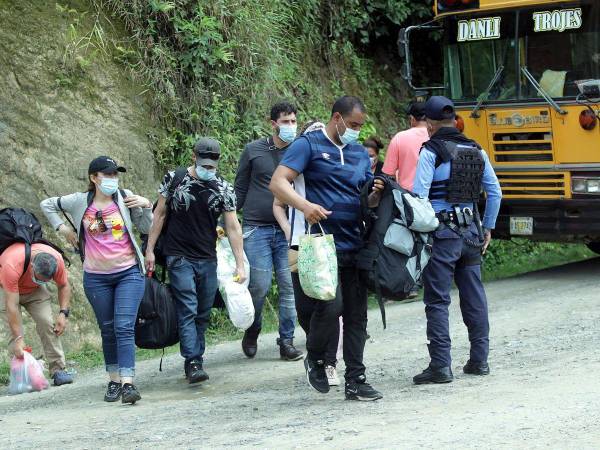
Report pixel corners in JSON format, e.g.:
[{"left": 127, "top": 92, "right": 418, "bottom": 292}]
[
  {"left": 444, "top": 12, "right": 517, "bottom": 102},
  {"left": 520, "top": 2, "right": 600, "bottom": 99},
  {"left": 443, "top": 1, "right": 600, "bottom": 103}
]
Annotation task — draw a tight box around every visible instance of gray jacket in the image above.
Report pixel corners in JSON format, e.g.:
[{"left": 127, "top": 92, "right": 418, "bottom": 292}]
[{"left": 40, "top": 190, "right": 152, "bottom": 274}]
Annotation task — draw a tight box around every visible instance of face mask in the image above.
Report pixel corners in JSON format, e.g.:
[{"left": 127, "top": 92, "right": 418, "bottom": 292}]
[
  {"left": 196, "top": 165, "right": 217, "bottom": 181},
  {"left": 370, "top": 156, "right": 377, "bottom": 166},
  {"left": 98, "top": 177, "right": 119, "bottom": 196},
  {"left": 337, "top": 117, "right": 360, "bottom": 145},
  {"left": 278, "top": 124, "right": 297, "bottom": 144},
  {"left": 31, "top": 272, "right": 48, "bottom": 287}
]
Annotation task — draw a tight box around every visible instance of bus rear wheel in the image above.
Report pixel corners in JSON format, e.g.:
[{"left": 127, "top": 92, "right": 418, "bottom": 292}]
[{"left": 586, "top": 242, "right": 600, "bottom": 255}]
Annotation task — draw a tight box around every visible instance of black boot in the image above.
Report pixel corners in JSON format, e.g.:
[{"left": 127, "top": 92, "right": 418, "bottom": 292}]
[
  {"left": 242, "top": 330, "right": 258, "bottom": 358},
  {"left": 277, "top": 338, "right": 303, "bottom": 361},
  {"left": 463, "top": 360, "right": 490, "bottom": 375},
  {"left": 187, "top": 360, "right": 209, "bottom": 384},
  {"left": 413, "top": 365, "right": 454, "bottom": 385}
]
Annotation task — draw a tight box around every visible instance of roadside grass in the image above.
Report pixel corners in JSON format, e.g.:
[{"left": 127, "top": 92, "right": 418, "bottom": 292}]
[{"left": 1, "top": 243, "right": 593, "bottom": 385}]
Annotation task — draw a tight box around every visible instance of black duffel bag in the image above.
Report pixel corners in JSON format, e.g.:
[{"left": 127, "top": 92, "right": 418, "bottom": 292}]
[{"left": 135, "top": 275, "right": 179, "bottom": 367}]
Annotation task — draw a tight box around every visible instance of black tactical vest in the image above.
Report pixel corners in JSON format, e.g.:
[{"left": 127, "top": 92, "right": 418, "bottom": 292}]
[{"left": 429, "top": 141, "right": 485, "bottom": 203}]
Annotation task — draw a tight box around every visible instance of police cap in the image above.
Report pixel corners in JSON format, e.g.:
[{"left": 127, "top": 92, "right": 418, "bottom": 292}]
[{"left": 424, "top": 96, "right": 456, "bottom": 121}]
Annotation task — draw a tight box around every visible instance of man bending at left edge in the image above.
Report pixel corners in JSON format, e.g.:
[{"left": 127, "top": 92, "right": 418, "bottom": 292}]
[
  {"left": 0, "top": 244, "right": 73, "bottom": 386},
  {"left": 270, "top": 95, "right": 385, "bottom": 401}
]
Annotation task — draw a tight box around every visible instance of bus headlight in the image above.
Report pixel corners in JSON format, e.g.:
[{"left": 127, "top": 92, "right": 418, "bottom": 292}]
[
  {"left": 572, "top": 177, "right": 600, "bottom": 194},
  {"left": 588, "top": 180, "right": 600, "bottom": 193}
]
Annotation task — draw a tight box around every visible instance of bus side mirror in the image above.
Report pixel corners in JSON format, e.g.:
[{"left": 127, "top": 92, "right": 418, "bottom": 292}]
[
  {"left": 401, "top": 62, "right": 411, "bottom": 81},
  {"left": 397, "top": 28, "right": 407, "bottom": 58}
]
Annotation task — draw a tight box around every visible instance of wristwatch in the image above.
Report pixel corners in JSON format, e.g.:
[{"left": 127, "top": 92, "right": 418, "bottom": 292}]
[{"left": 59, "top": 309, "right": 70, "bottom": 318}]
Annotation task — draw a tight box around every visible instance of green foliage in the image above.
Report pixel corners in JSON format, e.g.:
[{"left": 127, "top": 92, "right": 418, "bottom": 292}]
[
  {"left": 96, "top": 0, "right": 420, "bottom": 179},
  {"left": 326, "top": 0, "right": 433, "bottom": 44},
  {"left": 56, "top": 2, "right": 110, "bottom": 82},
  {"left": 482, "top": 240, "right": 594, "bottom": 281}
]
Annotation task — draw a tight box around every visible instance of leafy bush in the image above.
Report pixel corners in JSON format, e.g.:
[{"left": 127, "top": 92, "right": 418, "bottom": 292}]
[{"left": 97, "top": 0, "right": 421, "bottom": 179}]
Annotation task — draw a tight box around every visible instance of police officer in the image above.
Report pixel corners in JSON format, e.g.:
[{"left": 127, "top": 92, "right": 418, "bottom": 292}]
[{"left": 412, "top": 96, "right": 502, "bottom": 384}]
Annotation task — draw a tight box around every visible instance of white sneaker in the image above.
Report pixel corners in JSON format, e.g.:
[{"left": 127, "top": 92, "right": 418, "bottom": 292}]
[{"left": 325, "top": 365, "right": 340, "bottom": 386}]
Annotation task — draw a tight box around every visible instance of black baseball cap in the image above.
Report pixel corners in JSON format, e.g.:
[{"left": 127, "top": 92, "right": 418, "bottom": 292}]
[
  {"left": 88, "top": 156, "right": 126, "bottom": 174},
  {"left": 407, "top": 101, "right": 426, "bottom": 120},
  {"left": 424, "top": 96, "right": 456, "bottom": 120},
  {"left": 193, "top": 137, "right": 221, "bottom": 156}
]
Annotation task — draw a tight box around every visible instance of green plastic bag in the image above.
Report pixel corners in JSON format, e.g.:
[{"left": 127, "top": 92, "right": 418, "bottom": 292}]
[{"left": 298, "top": 223, "right": 338, "bottom": 301}]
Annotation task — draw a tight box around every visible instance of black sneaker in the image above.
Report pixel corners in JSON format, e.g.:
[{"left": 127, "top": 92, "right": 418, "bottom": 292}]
[
  {"left": 104, "top": 381, "right": 122, "bottom": 402},
  {"left": 345, "top": 376, "right": 383, "bottom": 401},
  {"left": 304, "top": 358, "right": 329, "bottom": 393},
  {"left": 463, "top": 360, "right": 490, "bottom": 376},
  {"left": 413, "top": 365, "right": 454, "bottom": 385},
  {"left": 121, "top": 383, "right": 141, "bottom": 404},
  {"left": 188, "top": 360, "right": 209, "bottom": 384}
]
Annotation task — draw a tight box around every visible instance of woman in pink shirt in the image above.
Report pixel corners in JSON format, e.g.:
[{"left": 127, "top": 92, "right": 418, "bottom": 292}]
[
  {"left": 382, "top": 102, "right": 429, "bottom": 191},
  {"left": 41, "top": 156, "right": 152, "bottom": 404}
]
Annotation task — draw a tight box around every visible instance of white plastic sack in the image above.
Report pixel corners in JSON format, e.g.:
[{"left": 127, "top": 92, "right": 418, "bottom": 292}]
[
  {"left": 8, "top": 352, "right": 49, "bottom": 395},
  {"left": 216, "top": 236, "right": 254, "bottom": 330}
]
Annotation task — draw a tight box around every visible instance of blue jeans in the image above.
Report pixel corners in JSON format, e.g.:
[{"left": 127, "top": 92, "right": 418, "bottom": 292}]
[
  {"left": 166, "top": 255, "right": 218, "bottom": 366},
  {"left": 83, "top": 265, "right": 145, "bottom": 377},
  {"left": 243, "top": 225, "right": 296, "bottom": 340}
]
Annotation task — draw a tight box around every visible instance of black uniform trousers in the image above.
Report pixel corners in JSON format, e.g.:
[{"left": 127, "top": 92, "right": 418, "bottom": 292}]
[{"left": 422, "top": 223, "right": 490, "bottom": 368}]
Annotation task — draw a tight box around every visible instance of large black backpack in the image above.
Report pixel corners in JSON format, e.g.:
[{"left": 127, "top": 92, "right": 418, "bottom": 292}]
[
  {"left": 135, "top": 275, "right": 179, "bottom": 369},
  {"left": 0, "top": 208, "right": 69, "bottom": 275},
  {"left": 357, "top": 177, "right": 437, "bottom": 328},
  {"left": 140, "top": 167, "right": 187, "bottom": 268}
]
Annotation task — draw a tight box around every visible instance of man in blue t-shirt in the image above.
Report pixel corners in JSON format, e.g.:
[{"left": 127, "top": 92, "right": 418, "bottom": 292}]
[{"left": 270, "top": 95, "right": 384, "bottom": 401}]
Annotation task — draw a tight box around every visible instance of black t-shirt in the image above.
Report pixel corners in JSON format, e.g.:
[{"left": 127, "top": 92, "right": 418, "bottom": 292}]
[{"left": 159, "top": 170, "right": 236, "bottom": 260}]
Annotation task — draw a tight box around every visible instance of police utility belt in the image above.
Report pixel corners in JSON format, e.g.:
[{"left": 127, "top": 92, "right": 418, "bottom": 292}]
[{"left": 436, "top": 206, "right": 475, "bottom": 230}]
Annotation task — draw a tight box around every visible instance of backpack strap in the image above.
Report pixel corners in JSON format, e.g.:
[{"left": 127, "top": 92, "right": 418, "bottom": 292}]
[
  {"left": 57, "top": 197, "right": 77, "bottom": 231},
  {"left": 373, "top": 265, "right": 387, "bottom": 330},
  {"left": 22, "top": 242, "right": 31, "bottom": 277},
  {"left": 166, "top": 167, "right": 188, "bottom": 204}
]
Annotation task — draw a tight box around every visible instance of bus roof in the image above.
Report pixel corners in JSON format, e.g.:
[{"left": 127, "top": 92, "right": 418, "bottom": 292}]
[{"left": 435, "top": 0, "right": 574, "bottom": 18}]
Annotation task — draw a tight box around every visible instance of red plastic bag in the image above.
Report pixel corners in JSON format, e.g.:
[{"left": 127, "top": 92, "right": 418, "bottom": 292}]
[{"left": 8, "top": 351, "right": 49, "bottom": 395}]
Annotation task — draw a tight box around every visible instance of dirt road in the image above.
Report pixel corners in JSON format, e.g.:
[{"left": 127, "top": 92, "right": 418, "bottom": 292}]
[{"left": 1, "top": 258, "right": 599, "bottom": 449}]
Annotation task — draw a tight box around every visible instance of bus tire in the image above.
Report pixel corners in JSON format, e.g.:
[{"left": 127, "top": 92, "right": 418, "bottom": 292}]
[{"left": 586, "top": 242, "right": 600, "bottom": 255}]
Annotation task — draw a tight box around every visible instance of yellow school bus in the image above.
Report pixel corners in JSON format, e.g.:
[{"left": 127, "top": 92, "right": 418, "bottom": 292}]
[{"left": 399, "top": 0, "right": 600, "bottom": 253}]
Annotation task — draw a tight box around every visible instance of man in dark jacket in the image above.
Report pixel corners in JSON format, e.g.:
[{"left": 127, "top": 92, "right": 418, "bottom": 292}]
[{"left": 234, "top": 102, "right": 302, "bottom": 361}]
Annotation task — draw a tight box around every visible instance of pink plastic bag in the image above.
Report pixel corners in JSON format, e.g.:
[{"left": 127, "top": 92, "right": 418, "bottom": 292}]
[{"left": 8, "top": 351, "right": 49, "bottom": 395}]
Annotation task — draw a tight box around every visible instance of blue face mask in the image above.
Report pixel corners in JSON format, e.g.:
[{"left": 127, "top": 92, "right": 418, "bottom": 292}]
[
  {"left": 337, "top": 117, "right": 360, "bottom": 145},
  {"left": 99, "top": 177, "right": 119, "bottom": 196},
  {"left": 196, "top": 165, "right": 217, "bottom": 181},
  {"left": 31, "top": 271, "right": 48, "bottom": 287},
  {"left": 278, "top": 124, "right": 297, "bottom": 144}
]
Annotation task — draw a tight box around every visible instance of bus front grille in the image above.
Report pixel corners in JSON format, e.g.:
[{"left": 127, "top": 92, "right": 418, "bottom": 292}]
[
  {"left": 497, "top": 172, "right": 567, "bottom": 199},
  {"left": 492, "top": 132, "right": 554, "bottom": 163}
]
